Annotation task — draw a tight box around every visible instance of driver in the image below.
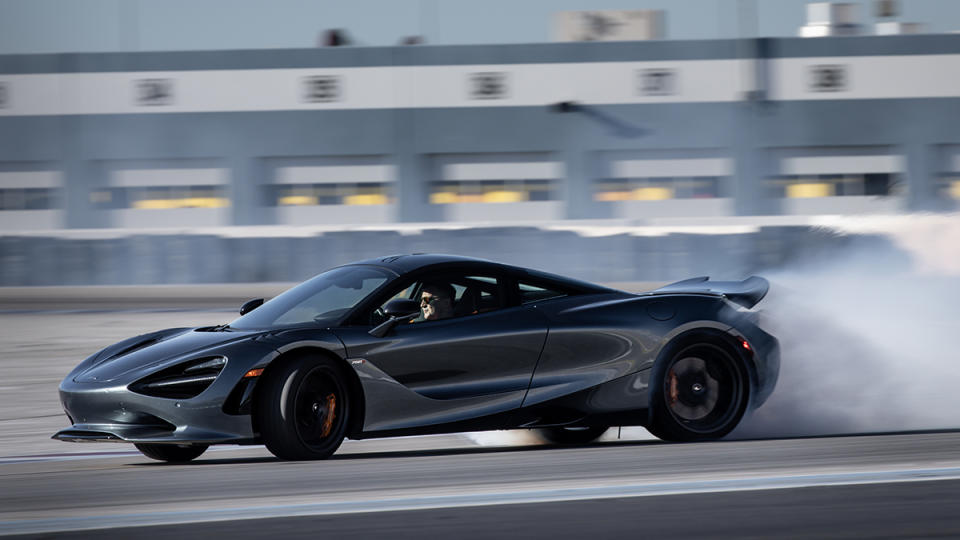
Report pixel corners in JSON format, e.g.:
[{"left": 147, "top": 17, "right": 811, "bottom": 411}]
[{"left": 419, "top": 282, "right": 455, "bottom": 321}]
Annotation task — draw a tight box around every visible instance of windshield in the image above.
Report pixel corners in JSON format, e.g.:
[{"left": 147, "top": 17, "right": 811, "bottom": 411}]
[{"left": 229, "top": 265, "right": 393, "bottom": 329}]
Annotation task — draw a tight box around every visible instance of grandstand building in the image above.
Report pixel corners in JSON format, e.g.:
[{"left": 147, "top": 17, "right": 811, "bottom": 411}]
[{"left": 1, "top": 35, "right": 959, "bottom": 230}]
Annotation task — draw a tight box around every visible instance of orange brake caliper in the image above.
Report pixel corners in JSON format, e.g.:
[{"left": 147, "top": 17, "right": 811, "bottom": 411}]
[
  {"left": 667, "top": 369, "right": 679, "bottom": 406},
  {"left": 320, "top": 393, "right": 337, "bottom": 437}
]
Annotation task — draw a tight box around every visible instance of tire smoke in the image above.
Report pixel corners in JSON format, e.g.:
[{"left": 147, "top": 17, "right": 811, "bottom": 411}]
[
  {"left": 732, "top": 215, "right": 960, "bottom": 438},
  {"left": 462, "top": 426, "right": 657, "bottom": 447}
]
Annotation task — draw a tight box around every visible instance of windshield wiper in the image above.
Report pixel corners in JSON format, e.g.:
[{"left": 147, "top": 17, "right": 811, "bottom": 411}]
[{"left": 212, "top": 324, "right": 231, "bottom": 331}]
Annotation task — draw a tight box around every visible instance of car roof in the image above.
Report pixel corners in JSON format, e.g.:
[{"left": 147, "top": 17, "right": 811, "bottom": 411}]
[
  {"left": 345, "top": 253, "right": 613, "bottom": 293},
  {"left": 347, "top": 253, "right": 500, "bottom": 274}
]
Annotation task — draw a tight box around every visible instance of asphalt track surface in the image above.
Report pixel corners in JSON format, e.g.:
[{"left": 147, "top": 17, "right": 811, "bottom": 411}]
[
  {"left": 3, "top": 293, "right": 960, "bottom": 538},
  {"left": 4, "top": 433, "right": 960, "bottom": 538}
]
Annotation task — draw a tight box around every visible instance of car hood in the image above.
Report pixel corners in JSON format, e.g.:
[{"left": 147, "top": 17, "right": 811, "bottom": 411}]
[{"left": 73, "top": 327, "right": 261, "bottom": 383}]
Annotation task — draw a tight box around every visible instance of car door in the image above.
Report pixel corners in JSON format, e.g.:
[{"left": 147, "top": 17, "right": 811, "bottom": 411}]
[{"left": 332, "top": 271, "right": 549, "bottom": 433}]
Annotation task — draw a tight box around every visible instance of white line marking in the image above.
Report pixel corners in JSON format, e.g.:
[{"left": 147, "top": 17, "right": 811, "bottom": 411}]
[{"left": 2, "top": 466, "right": 960, "bottom": 536}]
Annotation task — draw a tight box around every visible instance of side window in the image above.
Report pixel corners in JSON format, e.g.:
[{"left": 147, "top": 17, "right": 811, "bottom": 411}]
[
  {"left": 367, "top": 282, "right": 418, "bottom": 326},
  {"left": 459, "top": 276, "right": 503, "bottom": 315},
  {"left": 385, "top": 283, "right": 418, "bottom": 304},
  {"left": 374, "top": 273, "right": 505, "bottom": 325},
  {"left": 519, "top": 281, "right": 567, "bottom": 305}
]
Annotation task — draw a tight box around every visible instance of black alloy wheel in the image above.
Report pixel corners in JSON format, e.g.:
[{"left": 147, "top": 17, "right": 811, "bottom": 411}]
[
  {"left": 256, "top": 356, "right": 350, "bottom": 460},
  {"left": 135, "top": 443, "right": 208, "bottom": 463},
  {"left": 648, "top": 342, "right": 748, "bottom": 442}
]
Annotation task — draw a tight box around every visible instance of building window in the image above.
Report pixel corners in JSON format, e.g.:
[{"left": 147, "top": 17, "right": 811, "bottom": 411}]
[
  {"left": 768, "top": 174, "right": 901, "bottom": 198},
  {"left": 594, "top": 176, "right": 723, "bottom": 201},
  {"left": 91, "top": 185, "right": 229, "bottom": 209},
  {"left": 431, "top": 155, "right": 561, "bottom": 204},
  {"left": 938, "top": 175, "right": 960, "bottom": 200},
  {"left": 0, "top": 188, "right": 58, "bottom": 210},
  {"left": 272, "top": 182, "right": 391, "bottom": 206},
  {"left": 429, "top": 179, "right": 555, "bottom": 204}
]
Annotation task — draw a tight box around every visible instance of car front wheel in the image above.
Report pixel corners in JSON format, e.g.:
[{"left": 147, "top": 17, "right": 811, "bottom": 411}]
[
  {"left": 255, "top": 355, "right": 350, "bottom": 460},
  {"left": 134, "top": 443, "right": 208, "bottom": 463}
]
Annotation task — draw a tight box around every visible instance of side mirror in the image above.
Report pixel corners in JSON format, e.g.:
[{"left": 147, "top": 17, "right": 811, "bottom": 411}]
[
  {"left": 384, "top": 298, "right": 420, "bottom": 318},
  {"left": 369, "top": 298, "right": 421, "bottom": 338},
  {"left": 239, "top": 298, "right": 264, "bottom": 315}
]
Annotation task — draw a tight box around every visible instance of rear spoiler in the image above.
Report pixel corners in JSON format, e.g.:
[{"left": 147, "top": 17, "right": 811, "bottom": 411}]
[{"left": 651, "top": 276, "right": 770, "bottom": 309}]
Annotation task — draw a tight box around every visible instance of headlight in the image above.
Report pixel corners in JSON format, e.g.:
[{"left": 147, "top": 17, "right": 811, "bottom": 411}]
[{"left": 129, "top": 356, "right": 227, "bottom": 399}]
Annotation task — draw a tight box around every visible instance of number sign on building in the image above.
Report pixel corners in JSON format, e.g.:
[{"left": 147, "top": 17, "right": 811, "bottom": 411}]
[
  {"left": 135, "top": 79, "right": 175, "bottom": 106},
  {"left": 638, "top": 68, "right": 677, "bottom": 96},
  {"left": 809, "top": 65, "right": 848, "bottom": 92},
  {"left": 469, "top": 72, "right": 509, "bottom": 100},
  {"left": 303, "top": 75, "right": 341, "bottom": 103}
]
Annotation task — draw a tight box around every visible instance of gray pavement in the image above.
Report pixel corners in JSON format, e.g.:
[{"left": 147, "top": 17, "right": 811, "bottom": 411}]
[
  {"left": 4, "top": 432, "right": 960, "bottom": 536},
  {"left": 17, "top": 479, "right": 960, "bottom": 540}
]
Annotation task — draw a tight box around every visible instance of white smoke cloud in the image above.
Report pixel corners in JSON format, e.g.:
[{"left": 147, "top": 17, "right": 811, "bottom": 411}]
[
  {"left": 462, "top": 426, "right": 657, "bottom": 447},
  {"left": 463, "top": 430, "right": 545, "bottom": 447},
  {"left": 732, "top": 216, "right": 960, "bottom": 438}
]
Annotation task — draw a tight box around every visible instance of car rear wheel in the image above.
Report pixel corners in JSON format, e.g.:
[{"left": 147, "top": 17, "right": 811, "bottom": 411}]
[
  {"left": 134, "top": 443, "right": 208, "bottom": 463},
  {"left": 535, "top": 426, "right": 608, "bottom": 445},
  {"left": 648, "top": 342, "right": 748, "bottom": 442},
  {"left": 255, "top": 356, "right": 349, "bottom": 460}
]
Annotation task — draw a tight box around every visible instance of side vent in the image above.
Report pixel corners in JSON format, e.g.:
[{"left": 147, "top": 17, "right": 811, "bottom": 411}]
[{"left": 130, "top": 356, "right": 227, "bottom": 399}]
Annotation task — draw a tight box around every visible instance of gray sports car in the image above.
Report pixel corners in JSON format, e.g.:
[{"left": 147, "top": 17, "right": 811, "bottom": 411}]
[{"left": 54, "top": 254, "right": 779, "bottom": 462}]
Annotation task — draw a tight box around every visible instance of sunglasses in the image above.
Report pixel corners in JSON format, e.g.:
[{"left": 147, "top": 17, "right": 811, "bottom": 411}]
[{"left": 420, "top": 295, "right": 443, "bottom": 306}]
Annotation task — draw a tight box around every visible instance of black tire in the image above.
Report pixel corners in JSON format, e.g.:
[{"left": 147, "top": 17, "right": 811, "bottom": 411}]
[
  {"left": 648, "top": 341, "right": 749, "bottom": 442},
  {"left": 135, "top": 443, "right": 208, "bottom": 463},
  {"left": 255, "top": 355, "right": 350, "bottom": 460},
  {"left": 535, "top": 426, "right": 608, "bottom": 445}
]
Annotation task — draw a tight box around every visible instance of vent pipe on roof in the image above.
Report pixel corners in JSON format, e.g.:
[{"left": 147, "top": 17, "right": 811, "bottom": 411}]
[
  {"left": 799, "top": 2, "right": 861, "bottom": 37},
  {"left": 872, "top": 0, "right": 925, "bottom": 35}
]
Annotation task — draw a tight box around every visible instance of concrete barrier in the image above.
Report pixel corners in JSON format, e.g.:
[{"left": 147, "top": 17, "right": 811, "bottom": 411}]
[{"left": 0, "top": 222, "right": 910, "bottom": 287}]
